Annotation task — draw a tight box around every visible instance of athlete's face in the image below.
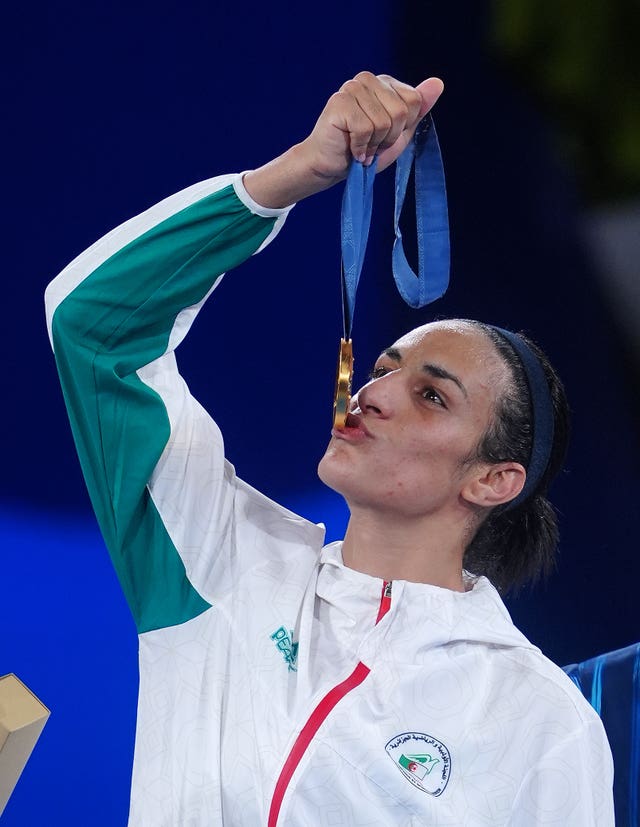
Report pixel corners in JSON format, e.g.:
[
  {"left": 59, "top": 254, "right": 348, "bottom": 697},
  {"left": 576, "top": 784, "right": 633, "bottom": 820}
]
[{"left": 318, "top": 321, "right": 510, "bottom": 517}]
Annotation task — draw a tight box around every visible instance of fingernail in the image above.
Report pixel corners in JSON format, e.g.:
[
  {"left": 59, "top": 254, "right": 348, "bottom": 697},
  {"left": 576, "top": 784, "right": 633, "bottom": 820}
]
[
  {"left": 364, "top": 155, "right": 375, "bottom": 166},
  {"left": 356, "top": 153, "right": 366, "bottom": 163}
]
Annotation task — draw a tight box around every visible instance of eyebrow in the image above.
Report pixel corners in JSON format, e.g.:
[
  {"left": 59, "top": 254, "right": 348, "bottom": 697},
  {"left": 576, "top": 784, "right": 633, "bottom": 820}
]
[{"left": 381, "top": 347, "right": 469, "bottom": 399}]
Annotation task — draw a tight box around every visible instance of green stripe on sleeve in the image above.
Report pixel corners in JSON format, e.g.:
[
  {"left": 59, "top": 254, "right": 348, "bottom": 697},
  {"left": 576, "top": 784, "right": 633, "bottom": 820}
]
[{"left": 52, "top": 184, "right": 278, "bottom": 633}]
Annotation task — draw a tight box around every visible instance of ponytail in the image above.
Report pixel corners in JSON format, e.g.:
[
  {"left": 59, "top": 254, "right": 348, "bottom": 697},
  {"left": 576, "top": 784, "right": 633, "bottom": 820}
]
[{"left": 464, "top": 494, "right": 559, "bottom": 593}]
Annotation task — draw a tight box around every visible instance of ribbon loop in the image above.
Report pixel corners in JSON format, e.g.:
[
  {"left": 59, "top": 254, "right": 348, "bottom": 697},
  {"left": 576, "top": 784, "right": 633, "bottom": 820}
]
[
  {"left": 340, "top": 113, "right": 450, "bottom": 333},
  {"left": 392, "top": 115, "right": 450, "bottom": 307}
]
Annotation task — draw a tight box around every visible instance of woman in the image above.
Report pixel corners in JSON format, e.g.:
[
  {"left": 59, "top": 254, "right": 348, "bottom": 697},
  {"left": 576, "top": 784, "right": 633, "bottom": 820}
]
[{"left": 46, "top": 72, "right": 613, "bottom": 825}]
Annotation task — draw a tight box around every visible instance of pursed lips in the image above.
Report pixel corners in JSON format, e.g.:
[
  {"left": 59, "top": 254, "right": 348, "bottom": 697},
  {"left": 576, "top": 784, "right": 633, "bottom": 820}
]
[{"left": 331, "top": 412, "right": 373, "bottom": 441}]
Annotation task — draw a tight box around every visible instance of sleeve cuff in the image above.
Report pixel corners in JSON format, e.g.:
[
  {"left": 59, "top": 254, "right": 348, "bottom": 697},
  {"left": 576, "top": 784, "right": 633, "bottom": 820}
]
[{"left": 233, "top": 172, "right": 296, "bottom": 218}]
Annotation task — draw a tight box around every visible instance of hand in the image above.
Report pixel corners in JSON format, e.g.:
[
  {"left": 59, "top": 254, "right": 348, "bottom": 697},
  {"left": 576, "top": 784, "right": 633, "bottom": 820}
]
[
  {"left": 302, "top": 72, "right": 444, "bottom": 182},
  {"left": 243, "top": 72, "right": 444, "bottom": 208}
]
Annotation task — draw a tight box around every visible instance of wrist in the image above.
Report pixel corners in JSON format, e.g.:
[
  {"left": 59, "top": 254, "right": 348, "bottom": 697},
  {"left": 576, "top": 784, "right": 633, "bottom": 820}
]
[{"left": 243, "top": 142, "right": 347, "bottom": 209}]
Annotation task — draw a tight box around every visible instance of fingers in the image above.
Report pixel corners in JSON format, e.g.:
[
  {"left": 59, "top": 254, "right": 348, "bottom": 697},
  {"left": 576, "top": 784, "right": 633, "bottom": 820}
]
[
  {"left": 335, "top": 72, "right": 443, "bottom": 166},
  {"left": 335, "top": 72, "right": 414, "bottom": 164}
]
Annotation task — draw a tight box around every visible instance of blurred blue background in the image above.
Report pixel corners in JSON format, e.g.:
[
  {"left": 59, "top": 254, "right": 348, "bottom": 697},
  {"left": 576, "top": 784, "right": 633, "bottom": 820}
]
[{"left": 3, "top": 0, "right": 639, "bottom": 823}]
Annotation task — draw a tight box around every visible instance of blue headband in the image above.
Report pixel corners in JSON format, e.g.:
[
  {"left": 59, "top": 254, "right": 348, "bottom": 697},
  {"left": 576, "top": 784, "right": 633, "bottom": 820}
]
[{"left": 489, "top": 327, "right": 555, "bottom": 511}]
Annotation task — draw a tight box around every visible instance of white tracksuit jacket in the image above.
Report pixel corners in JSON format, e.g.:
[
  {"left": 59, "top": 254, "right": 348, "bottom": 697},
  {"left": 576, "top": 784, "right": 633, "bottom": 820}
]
[{"left": 45, "top": 173, "right": 615, "bottom": 826}]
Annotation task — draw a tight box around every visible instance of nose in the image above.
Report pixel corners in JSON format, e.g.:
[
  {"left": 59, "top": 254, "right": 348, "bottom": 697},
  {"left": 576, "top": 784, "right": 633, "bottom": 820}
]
[{"left": 352, "top": 370, "right": 399, "bottom": 419}]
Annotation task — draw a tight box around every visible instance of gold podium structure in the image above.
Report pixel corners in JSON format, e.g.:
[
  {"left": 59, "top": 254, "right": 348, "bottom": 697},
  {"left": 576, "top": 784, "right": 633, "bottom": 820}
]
[{"left": 0, "top": 674, "right": 50, "bottom": 815}]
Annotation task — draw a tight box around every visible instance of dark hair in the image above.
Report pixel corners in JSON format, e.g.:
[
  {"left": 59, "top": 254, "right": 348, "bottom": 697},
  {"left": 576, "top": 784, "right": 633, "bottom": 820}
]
[{"left": 461, "top": 322, "right": 571, "bottom": 593}]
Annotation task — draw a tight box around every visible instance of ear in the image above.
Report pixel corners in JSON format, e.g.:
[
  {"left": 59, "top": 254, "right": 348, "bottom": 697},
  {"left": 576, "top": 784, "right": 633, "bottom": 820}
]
[{"left": 461, "top": 462, "right": 527, "bottom": 508}]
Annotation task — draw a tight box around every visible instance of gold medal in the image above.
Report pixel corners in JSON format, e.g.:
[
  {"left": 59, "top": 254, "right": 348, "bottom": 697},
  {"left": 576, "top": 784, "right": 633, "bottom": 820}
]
[{"left": 333, "top": 338, "right": 353, "bottom": 429}]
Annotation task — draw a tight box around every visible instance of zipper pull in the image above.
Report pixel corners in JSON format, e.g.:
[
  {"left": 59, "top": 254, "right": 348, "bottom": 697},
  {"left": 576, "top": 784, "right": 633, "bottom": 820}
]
[{"left": 376, "top": 580, "right": 393, "bottom": 624}]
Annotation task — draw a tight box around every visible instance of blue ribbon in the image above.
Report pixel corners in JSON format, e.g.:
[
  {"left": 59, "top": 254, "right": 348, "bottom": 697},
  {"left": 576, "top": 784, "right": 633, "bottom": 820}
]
[{"left": 340, "top": 114, "right": 450, "bottom": 337}]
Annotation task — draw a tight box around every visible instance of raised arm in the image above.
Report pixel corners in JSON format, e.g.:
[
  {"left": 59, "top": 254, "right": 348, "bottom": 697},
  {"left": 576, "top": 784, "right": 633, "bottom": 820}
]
[
  {"left": 45, "top": 73, "right": 443, "bottom": 634},
  {"left": 45, "top": 174, "right": 290, "bottom": 633}
]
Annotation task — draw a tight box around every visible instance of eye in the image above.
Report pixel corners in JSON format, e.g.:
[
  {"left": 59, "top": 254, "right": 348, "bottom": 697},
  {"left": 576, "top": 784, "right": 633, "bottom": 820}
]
[
  {"left": 421, "top": 387, "right": 446, "bottom": 407},
  {"left": 369, "top": 364, "right": 390, "bottom": 380}
]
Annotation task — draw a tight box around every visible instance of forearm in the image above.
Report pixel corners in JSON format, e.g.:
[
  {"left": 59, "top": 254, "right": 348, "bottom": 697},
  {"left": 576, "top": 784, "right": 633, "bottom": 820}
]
[
  {"left": 45, "top": 177, "right": 286, "bottom": 632},
  {"left": 46, "top": 176, "right": 283, "bottom": 357},
  {"left": 243, "top": 141, "right": 345, "bottom": 209}
]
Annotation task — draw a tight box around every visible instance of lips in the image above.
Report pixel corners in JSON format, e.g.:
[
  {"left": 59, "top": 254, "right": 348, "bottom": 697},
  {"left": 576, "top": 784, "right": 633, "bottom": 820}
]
[{"left": 332, "top": 412, "right": 371, "bottom": 441}]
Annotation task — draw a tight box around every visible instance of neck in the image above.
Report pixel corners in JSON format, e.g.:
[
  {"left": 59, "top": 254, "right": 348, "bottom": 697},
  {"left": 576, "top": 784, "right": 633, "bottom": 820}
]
[{"left": 341, "top": 506, "right": 470, "bottom": 592}]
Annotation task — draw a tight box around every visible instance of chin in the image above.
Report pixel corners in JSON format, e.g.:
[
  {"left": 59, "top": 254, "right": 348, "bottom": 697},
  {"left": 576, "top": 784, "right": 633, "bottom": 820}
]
[
  {"left": 317, "top": 454, "right": 376, "bottom": 511},
  {"left": 317, "top": 451, "right": 340, "bottom": 492},
  {"left": 317, "top": 449, "right": 355, "bottom": 499}
]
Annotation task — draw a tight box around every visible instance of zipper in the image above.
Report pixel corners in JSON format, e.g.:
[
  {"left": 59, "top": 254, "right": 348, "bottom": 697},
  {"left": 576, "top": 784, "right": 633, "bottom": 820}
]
[
  {"left": 376, "top": 580, "right": 393, "bottom": 623},
  {"left": 267, "top": 580, "right": 392, "bottom": 827}
]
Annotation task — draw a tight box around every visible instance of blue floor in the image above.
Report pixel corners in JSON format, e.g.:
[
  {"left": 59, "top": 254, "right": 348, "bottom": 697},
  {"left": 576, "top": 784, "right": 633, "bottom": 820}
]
[{"left": 1, "top": 491, "right": 349, "bottom": 825}]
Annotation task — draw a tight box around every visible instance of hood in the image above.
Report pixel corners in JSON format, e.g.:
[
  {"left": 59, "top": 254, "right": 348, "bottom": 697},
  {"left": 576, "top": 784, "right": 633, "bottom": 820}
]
[{"left": 318, "top": 542, "right": 538, "bottom": 666}]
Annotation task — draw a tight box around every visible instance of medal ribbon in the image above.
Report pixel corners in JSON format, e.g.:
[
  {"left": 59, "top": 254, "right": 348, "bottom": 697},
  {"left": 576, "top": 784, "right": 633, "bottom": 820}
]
[{"left": 334, "top": 114, "right": 450, "bottom": 426}]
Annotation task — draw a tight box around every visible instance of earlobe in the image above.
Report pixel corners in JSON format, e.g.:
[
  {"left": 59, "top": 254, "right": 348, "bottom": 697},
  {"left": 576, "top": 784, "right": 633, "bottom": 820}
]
[{"left": 461, "top": 463, "right": 527, "bottom": 508}]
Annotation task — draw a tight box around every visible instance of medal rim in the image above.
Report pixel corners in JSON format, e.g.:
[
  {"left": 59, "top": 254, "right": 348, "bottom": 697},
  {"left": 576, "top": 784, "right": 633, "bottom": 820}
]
[{"left": 333, "top": 338, "right": 353, "bottom": 429}]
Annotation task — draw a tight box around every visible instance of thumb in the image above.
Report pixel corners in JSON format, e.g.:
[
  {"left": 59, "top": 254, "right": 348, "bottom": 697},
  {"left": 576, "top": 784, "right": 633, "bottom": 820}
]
[
  {"left": 415, "top": 77, "right": 445, "bottom": 119},
  {"left": 375, "top": 77, "right": 444, "bottom": 173}
]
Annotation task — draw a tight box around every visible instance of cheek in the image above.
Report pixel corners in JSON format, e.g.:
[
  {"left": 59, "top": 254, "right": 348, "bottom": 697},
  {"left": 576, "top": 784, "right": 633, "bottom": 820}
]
[
  {"left": 371, "top": 455, "right": 463, "bottom": 516},
  {"left": 390, "top": 427, "right": 478, "bottom": 489},
  {"left": 402, "top": 422, "right": 472, "bottom": 461}
]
